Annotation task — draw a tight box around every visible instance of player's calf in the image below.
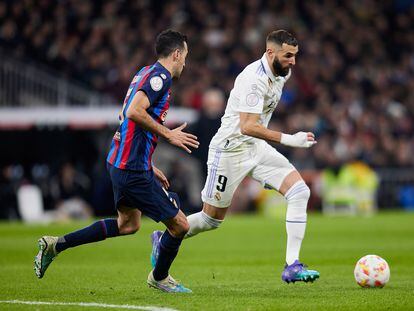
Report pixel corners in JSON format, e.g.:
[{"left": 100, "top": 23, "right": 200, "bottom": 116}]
[
  {"left": 117, "top": 207, "right": 141, "bottom": 235},
  {"left": 185, "top": 211, "right": 223, "bottom": 238},
  {"left": 151, "top": 211, "right": 189, "bottom": 280},
  {"left": 284, "top": 180, "right": 310, "bottom": 265}
]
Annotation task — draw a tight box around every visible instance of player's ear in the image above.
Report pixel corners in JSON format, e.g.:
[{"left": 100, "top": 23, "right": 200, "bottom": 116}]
[
  {"left": 172, "top": 49, "right": 180, "bottom": 61},
  {"left": 266, "top": 47, "right": 274, "bottom": 57}
]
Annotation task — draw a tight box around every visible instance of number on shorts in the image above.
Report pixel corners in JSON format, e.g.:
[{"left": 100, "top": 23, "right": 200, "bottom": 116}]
[{"left": 216, "top": 175, "right": 228, "bottom": 192}]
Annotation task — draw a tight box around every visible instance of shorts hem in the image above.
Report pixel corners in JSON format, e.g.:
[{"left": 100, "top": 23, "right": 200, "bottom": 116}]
[{"left": 156, "top": 207, "right": 180, "bottom": 222}]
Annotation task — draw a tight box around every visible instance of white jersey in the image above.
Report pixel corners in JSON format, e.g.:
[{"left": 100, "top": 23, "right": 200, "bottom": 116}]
[{"left": 210, "top": 53, "right": 291, "bottom": 150}]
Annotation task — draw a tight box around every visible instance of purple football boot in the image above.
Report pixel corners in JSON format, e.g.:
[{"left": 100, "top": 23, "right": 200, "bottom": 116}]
[{"left": 282, "top": 260, "right": 320, "bottom": 283}]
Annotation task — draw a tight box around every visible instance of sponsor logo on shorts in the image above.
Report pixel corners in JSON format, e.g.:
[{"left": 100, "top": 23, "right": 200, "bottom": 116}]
[{"left": 214, "top": 192, "right": 221, "bottom": 201}]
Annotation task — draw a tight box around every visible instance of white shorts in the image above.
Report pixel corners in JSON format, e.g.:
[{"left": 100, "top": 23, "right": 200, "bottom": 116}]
[{"left": 201, "top": 141, "right": 296, "bottom": 208}]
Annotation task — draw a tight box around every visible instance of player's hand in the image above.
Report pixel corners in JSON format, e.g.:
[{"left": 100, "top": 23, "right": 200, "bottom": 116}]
[
  {"left": 153, "top": 166, "right": 170, "bottom": 189},
  {"left": 167, "top": 122, "right": 199, "bottom": 153},
  {"left": 280, "top": 131, "right": 317, "bottom": 148}
]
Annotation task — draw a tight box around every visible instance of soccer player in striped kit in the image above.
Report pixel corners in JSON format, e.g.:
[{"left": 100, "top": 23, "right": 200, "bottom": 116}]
[{"left": 34, "top": 30, "right": 198, "bottom": 293}]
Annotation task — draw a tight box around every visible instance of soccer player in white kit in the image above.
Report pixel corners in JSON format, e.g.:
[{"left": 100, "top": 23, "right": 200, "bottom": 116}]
[{"left": 152, "top": 30, "right": 320, "bottom": 283}]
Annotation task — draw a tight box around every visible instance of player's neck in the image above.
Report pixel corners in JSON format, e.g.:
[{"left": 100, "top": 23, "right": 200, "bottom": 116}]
[{"left": 157, "top": 59, "right": 174, "bottom": 77}]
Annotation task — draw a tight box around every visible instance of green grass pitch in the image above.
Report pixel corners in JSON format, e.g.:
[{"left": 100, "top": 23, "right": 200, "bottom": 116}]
[{"left": 1, "top": 211, "right": 413, "bottom": 310}]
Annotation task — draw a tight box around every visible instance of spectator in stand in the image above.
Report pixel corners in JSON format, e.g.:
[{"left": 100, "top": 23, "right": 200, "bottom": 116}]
[
  {"left": 191, "top": 88, "right": 225, "bottom": 179},
  {"left": 0, "top": 165, "right": 20, "bottom": 219},
  {"left": 50, "top": 162, "right": 92, "bottom": 220}
]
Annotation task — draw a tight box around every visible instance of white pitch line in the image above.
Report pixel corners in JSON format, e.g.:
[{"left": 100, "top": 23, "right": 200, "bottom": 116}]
[{"left": 0, "top": 300, "right": 179, "bottom": 311}]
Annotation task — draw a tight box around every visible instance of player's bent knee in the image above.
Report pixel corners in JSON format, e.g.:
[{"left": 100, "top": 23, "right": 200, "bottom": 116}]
[
  {"left": 168, "top": 216, "right": 190, "bottom": 238},
  {"left": 168, "top": 224, "right": 189, "bottom": 238},
  {"left": 284, "top": 181, "right": 310, "bottom": 222},
  {"left": 180, "top": 221, "right": 190, "bottom": 235},
  {"left": 179, "top": 220, "right": 191, "bottom": 236},
  {"left": 285, "top": 181, "right": 310, "bottom": 203},
  {"left": 118, "top": 222, "right": 140, "bottom": 235}
]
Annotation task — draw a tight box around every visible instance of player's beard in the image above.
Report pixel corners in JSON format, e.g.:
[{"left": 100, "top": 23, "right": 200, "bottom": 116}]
[{"left": 272, "top": 57, "right": 290, "bottom": 77}]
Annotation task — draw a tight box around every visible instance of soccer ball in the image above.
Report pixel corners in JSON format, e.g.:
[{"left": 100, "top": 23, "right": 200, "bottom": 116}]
[{"left": 354, "top": 255, "right": 390, "bottom": 288}]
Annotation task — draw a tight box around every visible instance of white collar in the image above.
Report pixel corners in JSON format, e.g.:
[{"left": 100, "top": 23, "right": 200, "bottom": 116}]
[{"left": 260, "top": 53, "right": 277, "bottom": 82}]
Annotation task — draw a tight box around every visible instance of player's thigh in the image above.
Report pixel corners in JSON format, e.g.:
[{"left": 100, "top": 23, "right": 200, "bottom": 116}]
[
  {"left": 162, "top": 209, "right": 189, "bottom": 238},
  {"left": 201, "top": 148, "right": 253, "bottom": 208},
  {"left": 108, "top": 164, "right": 180, "bottom": 225},
  {"left": 278, "top": 170, "right": 303, "bottom": 195},
  {"left": 117, "top": 205, "right": 142, "bottom": 235},
  {"left": 122, "top": 170, "right": 181, "bottom": 223},
  {"left": 250, "top": 143, "right": 298, "bottom": 192}
]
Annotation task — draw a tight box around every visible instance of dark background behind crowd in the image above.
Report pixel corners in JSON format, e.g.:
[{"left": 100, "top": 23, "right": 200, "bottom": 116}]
[{"left": 0, "top": 0, "right": 413, "bottom": 218}]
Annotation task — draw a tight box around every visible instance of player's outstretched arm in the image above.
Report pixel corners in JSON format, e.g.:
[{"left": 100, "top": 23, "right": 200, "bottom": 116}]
[
  {"left": 126, "top": 91, "right": 199, "bottom": 153},
  {"left": 239, "top": 112, "right": 316, "bottom": 148},
  {"left": 167, "top": 122, "right": 199, "bottom": 153}
]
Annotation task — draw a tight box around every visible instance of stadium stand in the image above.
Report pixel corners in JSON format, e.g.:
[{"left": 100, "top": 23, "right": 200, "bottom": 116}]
[{"left": 0, "top": 0, "right": 413, "bottom": 217}]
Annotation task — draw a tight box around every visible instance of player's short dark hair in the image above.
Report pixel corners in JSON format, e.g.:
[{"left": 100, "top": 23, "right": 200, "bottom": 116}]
[
  {"left": 266, "top": 30, "right": 298, "bottom": 47},
  {"left": 155, "top": 29, "right": 187, "bottom": 58}
]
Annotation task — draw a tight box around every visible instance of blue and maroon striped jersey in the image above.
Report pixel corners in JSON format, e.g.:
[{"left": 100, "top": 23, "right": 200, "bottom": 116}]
[{"left": 106, "top": 62, "right": 172, "bottom": 171}]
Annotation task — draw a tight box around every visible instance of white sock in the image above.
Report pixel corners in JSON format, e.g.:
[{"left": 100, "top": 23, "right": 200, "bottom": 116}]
[
  {"left": 284, "top": 181, "right": 310, "bottom": 265},
  {"left": 184, "top": 211, "right": 223, "bottom": 239}
]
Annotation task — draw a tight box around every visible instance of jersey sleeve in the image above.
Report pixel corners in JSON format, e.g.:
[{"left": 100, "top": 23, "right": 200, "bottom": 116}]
[
  {"left": 234, "top": 74, "right": 267, "bottom": 114},
  {"left": 138, "top": 71, "right": 171, "bottom": 105}
]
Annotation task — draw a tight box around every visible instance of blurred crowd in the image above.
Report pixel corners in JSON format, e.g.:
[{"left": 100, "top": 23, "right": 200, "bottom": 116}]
[
  {"left": 1, "top": 0, "right": 414, "bottom": 168},
  {"left": 1, "top": 0, "right": 414, "bottom": 217}
]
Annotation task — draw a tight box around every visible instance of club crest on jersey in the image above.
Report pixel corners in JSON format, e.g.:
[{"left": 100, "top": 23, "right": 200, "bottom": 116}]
[
  {"left": 150, "top": 76, "right": 163, "bottom": 91},
  {"left": 246, "top": 92, "right": 260, "bottom": 107}
]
